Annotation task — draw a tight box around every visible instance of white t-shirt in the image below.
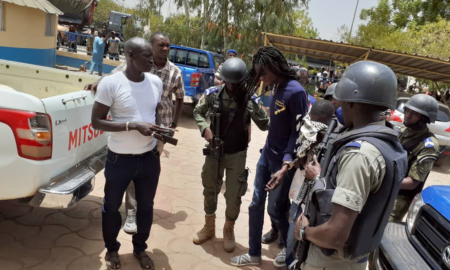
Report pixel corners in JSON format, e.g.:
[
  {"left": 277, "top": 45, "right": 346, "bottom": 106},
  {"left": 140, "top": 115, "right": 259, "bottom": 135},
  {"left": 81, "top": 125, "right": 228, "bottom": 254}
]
[{"left": 95, "top": 72, "right": 163, "bottom": 154}]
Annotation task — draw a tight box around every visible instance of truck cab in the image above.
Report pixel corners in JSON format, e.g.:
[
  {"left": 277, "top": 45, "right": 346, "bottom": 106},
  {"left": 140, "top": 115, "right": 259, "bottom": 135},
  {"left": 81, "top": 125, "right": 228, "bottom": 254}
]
[
  {"left": 374, "top": 185, "right": 450, "bottom": 270},
  {"left": 169, "top": 45, "right": 224, "bottom": 104}
]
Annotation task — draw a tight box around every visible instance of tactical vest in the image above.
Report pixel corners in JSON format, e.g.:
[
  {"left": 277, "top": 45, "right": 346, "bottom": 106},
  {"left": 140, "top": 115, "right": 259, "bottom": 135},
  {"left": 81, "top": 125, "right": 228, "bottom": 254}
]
[
  {"left": 212, "top": 87, "right": 249, "bottom": 154},
  {"left": 398, "top": 131, "right": 437, "bottom": 199},
  {"left": 310, "top": 125, "right": 408, "bottom": 260}
]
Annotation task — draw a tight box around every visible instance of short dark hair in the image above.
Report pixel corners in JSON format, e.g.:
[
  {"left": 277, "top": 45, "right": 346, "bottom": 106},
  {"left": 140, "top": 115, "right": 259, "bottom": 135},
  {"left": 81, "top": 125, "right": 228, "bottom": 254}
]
[
  {"left": 310, "top": 100, "right": 334, "bottom": 125},
  {"left": 150, "top": 31, "right": 168, "bottom": 44}
]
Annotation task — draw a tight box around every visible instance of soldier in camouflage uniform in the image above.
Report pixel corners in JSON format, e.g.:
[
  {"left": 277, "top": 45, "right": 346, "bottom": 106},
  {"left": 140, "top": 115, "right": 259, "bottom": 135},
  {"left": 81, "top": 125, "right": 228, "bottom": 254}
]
[
  {"left": 192, "top": 58, "right": 270, "bottom": 252},
  {"left": 391, "top": 94, "right": 440, "bottom": 222}
]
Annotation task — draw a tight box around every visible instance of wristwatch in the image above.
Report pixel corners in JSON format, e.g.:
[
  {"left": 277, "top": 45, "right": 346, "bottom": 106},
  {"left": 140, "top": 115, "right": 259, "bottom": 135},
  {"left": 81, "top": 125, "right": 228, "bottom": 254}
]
[
  {"left": 283, "top": 160, "right": 294, "bottom": 170},
  {"left": 170, "top": 122, "right": 178, "bottom": 128},
  {"left": 298, "top": 225, "right": 308, "bottom": 241}
]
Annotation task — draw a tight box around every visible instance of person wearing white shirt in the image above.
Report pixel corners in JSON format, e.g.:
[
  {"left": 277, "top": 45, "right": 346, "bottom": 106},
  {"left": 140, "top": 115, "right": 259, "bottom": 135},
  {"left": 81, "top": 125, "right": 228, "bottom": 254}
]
[{"left": 92, "top": 37, "right": 165, "bottom": 270}]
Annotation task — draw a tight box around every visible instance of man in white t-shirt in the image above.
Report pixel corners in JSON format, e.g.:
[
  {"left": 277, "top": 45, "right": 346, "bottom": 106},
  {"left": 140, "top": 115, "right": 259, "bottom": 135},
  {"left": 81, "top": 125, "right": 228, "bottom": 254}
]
[{"left": 92, "top": 37, "right": 165, "bottom": 270}]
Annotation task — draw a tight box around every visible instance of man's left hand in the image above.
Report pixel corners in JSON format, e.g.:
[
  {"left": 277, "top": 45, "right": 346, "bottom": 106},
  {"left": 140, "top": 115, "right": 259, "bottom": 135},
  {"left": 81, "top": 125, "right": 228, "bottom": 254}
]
[
  {"left": 294, "top": 213, "right": 310, "bottom": 241},
  {"left": 305, "top": 155, "right": 321, "bottom": 180},
  {"left": 265, "top": 166, "right": 287, "bottom": 191}
]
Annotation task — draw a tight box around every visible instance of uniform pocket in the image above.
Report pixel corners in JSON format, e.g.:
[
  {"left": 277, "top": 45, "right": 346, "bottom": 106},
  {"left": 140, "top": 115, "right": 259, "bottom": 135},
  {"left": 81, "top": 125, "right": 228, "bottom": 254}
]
[{"left": 238, "top": 168, "right": 250, "bottom": 196}]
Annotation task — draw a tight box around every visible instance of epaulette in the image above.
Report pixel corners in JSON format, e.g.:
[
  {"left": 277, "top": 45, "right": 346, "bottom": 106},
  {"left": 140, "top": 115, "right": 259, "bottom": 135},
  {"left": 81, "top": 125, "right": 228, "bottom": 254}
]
[
  {"left": 251, "top": 94, "right": 261, "bottom": 104},
  {"left": 423, "top": 137, "right": 435, "bottom": 148},
  {"left": 205, "top": 87, "right": 218, "bottom": 96},
  {"left": 346, "top": 141, "right": 362, "bottom": 148}
]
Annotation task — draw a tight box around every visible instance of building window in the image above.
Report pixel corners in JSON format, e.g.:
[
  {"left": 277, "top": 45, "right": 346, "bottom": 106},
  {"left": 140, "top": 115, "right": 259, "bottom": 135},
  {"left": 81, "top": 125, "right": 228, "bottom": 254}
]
[
  {"left": 0, "top": 2, "right": 4, "bottom": 31},
  {"left": 45, "top": 14, "right": 55, "bottom": 36}
]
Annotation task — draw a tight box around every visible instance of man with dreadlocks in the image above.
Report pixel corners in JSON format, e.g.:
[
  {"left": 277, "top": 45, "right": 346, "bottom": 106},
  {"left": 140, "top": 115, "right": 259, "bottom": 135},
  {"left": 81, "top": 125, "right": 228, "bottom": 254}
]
[
  {"left": 231, "top": 46, "right": 309, "bottom": 267},
  {"left": 192, "top": 57, "right": 270, "bottom": 252}
]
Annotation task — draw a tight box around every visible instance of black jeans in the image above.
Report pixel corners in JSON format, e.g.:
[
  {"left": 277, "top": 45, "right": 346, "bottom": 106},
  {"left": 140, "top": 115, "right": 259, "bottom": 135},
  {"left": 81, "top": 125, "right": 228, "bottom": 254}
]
[{"left": 102, "top": 148, "right": 161, "bottom": 253}]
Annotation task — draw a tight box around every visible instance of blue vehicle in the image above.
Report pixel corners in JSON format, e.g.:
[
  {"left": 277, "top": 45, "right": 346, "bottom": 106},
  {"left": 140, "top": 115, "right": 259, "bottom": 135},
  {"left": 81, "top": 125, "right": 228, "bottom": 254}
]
[
  {"left": 169, "top": 45, "right": 224, "bottom": 104},
  {"left": 374, "top": 185, "right": 450, "bottom": 270}
]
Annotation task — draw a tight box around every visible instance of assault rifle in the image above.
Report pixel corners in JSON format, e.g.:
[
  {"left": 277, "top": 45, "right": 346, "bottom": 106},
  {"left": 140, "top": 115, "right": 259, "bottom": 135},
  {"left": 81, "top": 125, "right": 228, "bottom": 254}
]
[
  {"left": 290, "top": 118, "right": 338, "bottom": 269},
  {"left": 202, "top": 101, "right": 224, "bottom": 202}
]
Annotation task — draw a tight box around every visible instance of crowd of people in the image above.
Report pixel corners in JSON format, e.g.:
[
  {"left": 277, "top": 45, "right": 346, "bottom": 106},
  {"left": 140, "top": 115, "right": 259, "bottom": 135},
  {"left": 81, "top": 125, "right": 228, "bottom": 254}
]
[{"left": 84, "top": 31, "right": 440, "bottom": 270}]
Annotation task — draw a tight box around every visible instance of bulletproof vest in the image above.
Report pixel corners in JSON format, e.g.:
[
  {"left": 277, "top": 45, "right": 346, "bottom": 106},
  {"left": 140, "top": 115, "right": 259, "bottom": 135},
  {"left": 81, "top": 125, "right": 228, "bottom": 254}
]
[
  {"left": 398, "top": 131, "right": 436, "bottom": 199},
  {"left": 310, "top": 124, "right": 408, "bottom": 260},
  {"left": 215, "top": 88, "right": 249, "bottom": 154}
]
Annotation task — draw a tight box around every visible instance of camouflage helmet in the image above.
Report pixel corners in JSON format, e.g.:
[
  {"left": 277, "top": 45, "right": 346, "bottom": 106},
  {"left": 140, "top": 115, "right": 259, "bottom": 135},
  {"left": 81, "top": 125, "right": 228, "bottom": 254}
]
[
  {"left": 333, "top": 61, "right": 397, "bottom": 110},
  {"left": 404, "top": 94, "right": 439, "bottom": 123},
  {"left": 220, "top": 57, "right": 247, "bottom": 83}
]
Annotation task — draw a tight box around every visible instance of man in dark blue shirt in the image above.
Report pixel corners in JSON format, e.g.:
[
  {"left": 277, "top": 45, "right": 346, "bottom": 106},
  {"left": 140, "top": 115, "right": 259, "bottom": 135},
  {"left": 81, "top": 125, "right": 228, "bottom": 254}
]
[{"left": 231, "top": 46, "right": 309, "bottom": 267}]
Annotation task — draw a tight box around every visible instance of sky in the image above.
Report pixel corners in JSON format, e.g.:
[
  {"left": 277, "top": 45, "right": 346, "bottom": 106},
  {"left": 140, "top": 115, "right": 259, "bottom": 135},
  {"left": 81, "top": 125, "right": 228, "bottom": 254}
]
[{"left": 121, "top": 0, "right": 378, "bottom": 40}]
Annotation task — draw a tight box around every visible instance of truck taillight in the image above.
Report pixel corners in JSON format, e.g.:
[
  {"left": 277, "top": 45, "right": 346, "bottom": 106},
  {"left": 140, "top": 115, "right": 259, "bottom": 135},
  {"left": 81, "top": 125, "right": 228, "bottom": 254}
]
[
  {"left": 190, "top": 73, "right": 202, "bottom": 87},
  {"left": 389, "top": 110, "right": 403, "bottom": 122},
  {"left": 0, "top": 109, "right": 52, "bottom": 160},
  {"left": 446, "top": 127, "right": 450, "bottom": 132}
]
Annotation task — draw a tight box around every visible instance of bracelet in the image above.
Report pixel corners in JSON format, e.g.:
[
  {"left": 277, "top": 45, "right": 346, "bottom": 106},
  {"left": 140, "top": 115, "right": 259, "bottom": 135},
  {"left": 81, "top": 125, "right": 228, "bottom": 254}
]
[
  {"left": 283, "top": 160, "right": 294, "bottom": 170},
  {"left": 126, "top": 121, "right": 129, "bottom": 131}
]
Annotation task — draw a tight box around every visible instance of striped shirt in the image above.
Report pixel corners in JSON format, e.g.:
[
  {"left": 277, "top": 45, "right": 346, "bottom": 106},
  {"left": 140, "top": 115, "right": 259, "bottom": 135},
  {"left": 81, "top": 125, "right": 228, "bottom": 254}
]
[{"left": 111, "top": 60, "right": 185, "bottom": 127}]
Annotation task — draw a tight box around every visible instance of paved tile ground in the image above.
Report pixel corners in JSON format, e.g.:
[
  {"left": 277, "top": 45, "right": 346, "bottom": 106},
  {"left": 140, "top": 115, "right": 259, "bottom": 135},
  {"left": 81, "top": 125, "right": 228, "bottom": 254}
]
[{"left": 0, "top": 109, "right": 449, "bottom": 270}]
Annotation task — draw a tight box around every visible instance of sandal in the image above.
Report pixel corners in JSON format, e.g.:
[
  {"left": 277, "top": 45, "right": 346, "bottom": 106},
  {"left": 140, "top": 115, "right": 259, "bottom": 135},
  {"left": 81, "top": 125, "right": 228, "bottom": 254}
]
[
  {"left": 134, "top": 251, "right": 155, "bottom": 270},
  {"left": 105, "top": 251, "right": 121, "bottom": 270}
]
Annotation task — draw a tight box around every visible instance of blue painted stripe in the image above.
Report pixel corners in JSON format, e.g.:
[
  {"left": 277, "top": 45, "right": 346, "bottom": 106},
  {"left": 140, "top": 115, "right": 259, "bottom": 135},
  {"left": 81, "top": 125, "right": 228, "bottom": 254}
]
[
  {"left": 0, "top": 46, "right": 56, "bottom": 67},
  {"left": 56, "top": 55, "right": 117, "bottom": 74}
]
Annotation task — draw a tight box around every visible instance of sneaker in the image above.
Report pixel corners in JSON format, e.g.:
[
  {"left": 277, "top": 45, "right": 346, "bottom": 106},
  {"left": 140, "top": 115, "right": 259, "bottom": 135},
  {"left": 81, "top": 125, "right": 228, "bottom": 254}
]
[
  {"left": 273, "top": 248, "right": 286, "bottom": 267},
  {"left": 123, "top": 209, "right": 137, "bottom": 235},
  {"left": 230, "top": 253, "right": 261, "bottom": 266}
]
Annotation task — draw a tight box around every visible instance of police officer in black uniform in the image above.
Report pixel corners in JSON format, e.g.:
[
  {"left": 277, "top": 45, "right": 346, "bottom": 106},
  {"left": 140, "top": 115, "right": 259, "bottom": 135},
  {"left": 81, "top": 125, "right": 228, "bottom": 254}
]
[{"left": 293, "top": 61, "right": 408, "bottom": 270}]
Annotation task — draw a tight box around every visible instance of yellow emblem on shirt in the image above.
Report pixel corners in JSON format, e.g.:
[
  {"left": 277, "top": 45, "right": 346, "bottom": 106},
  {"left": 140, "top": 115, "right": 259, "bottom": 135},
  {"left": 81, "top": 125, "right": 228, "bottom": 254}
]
[{"left": 274, "top": 100, "right": 286, "bottom": 115}]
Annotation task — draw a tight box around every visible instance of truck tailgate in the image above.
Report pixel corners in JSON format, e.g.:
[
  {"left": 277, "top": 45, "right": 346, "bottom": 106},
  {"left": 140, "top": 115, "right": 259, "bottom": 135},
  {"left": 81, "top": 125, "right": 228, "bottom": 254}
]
[{"left": 40, "top": 90, "right": 107, "bottom": 186}]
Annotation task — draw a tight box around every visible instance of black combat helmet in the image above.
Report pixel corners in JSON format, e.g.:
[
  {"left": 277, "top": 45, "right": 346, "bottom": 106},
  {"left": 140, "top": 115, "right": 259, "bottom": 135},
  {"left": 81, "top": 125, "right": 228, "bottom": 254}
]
[
  {"left": 324, "top": 83, "right": 337, "bottom": 99},
  {"left": 220, "top": 58, "right": 247, "bottom": 83},
  {"left": 334, "top": 61, "right": 397, "bottom": 110},
  {"left": 404, "top": 94, "right": 439, "bottom": 123}
]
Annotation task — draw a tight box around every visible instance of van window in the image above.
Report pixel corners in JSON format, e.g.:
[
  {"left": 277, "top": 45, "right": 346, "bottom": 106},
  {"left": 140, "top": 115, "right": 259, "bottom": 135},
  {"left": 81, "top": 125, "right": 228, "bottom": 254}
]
[
  {"left": 45, "top": 14, "right": 55, "bottom": 36},
  {"left": 175, "top": 49, "right": 187, "bottom": 64},
  {"left": 199, "top": 53, "right": 209, "bottom": 68},
  {"left": 213, "top": 56, "right": 225, "bottom": 71},
  {"left": 168, "top": 48, "right": 176, "bottom": 62},
  {"left": 186, "top": 51, "right": 199, "bottom": 67}
]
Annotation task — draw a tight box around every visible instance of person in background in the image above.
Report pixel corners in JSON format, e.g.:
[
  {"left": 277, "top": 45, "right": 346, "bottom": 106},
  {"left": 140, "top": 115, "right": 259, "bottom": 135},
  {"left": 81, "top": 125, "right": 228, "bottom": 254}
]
[
  {"left": 92, "top": 37, "right": 166, "bottom": 270},
  {"left": 86, "top": 28, "right": 95, "bottom": 56},
  {"left": 323, "top": 83, "right": 340, "bottom": 112},
  {"left": 89, "top": 32, "right": 106, "bottom": 76},
  {"left": 108, "top": 31, "right": 120, "bottom": 61},
  {"left": 231, "top": 46, "right": 308, "bottom": 267},
  {"left": 68, "top": 25, "right": 77, "bottom": 53},
  {"left": 215, "top": 49, "right": 238, "bottom": 85}
]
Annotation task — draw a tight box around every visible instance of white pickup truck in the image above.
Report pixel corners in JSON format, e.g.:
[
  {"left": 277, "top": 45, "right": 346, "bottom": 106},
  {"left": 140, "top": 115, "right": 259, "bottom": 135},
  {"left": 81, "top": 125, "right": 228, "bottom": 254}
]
[{"left": 0, "top": 60, "right": 107, "bottom": 208}]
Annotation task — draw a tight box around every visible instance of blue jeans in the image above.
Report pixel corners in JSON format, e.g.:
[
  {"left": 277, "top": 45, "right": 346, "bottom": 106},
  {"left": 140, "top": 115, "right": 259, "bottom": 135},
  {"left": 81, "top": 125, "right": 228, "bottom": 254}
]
[
  {"left": 89, "top": 62, "right": 103, "bottom": 76},
  {"left": 248, "top": 149, "right": 294, "bottom": 256},
  {"left": 102, "top": 149, "right": 160, "bottom": 253},
  {"left": 286, "top": 202, "right": 302, "bottom": 268}
]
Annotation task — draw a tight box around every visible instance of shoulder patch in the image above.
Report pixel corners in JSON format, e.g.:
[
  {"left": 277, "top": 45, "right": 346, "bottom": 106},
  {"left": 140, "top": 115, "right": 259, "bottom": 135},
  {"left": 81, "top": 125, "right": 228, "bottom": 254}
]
[
  {"left": 251, "top": 94, "right": 261, "bottom": 104},
  {"left": 205, "top": 87, "right": 218, "bottom": 96},
  {"left": 424, "top": 137, "right": 435, "bottom": 148},
  {"left": 346, "top": 141, "right": 362, "bottom": 148}
]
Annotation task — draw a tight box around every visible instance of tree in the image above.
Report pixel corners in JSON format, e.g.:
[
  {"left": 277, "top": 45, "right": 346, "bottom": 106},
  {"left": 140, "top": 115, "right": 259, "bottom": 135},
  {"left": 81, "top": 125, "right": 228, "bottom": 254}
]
[{"left": 92, "top": 0, "right": 121, "bottom": 28}]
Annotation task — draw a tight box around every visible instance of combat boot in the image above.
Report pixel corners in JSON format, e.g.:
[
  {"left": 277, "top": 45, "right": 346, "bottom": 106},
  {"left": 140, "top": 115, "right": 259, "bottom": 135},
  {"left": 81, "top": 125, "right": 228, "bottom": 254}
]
[
  {"left": 193, "top": 214, "right": 215, "bottom": 245},
  {"left": 223, "top": 219, "right": 235, "bottom": 252}
]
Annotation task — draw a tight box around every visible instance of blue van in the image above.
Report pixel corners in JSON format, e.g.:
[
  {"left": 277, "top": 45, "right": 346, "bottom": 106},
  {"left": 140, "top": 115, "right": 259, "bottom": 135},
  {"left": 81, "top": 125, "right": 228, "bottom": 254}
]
[{"left": 169, "top": 45, "right": 224, "bottom": 103}]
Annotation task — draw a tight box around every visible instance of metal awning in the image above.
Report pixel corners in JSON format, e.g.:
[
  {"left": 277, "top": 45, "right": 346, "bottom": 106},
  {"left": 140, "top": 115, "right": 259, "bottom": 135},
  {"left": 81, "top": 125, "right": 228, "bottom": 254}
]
[
  {"left": 263, "top": 32, "right": 450, "bottom": 84},
  {"left": 2, "top": 0, "right": 63, "bottom": 15}
]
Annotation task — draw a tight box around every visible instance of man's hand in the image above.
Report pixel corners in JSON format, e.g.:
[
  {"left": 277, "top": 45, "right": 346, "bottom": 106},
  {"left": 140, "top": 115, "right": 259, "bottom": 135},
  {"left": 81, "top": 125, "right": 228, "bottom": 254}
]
[
  {"left": 204, "top": 128, "right": 214, "bottom": 144},
  {"left": 129, "top": 122, "right": 167, "bottom": 137},
  {"left": 305, "top": 155, "right": 321, "bottom": 179},
  {"left": 84, "top": 81, "right": 100, "bottom": 93},
  {"left": 294, "top": 213, "right": 310, "bottom": 241},
  {"left": 265, "top": 165, "right": 288, "bottom": 191}
]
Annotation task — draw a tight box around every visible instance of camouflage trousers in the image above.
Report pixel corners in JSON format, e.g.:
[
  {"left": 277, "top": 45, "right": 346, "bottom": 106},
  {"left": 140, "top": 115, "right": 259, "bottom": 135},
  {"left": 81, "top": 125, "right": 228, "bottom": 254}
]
[
  {"left": 202, "top": 150, "right": 248, "bottom": 221},
  {"left": 389, "top": 195, "right": 413, "bottom": 223}
]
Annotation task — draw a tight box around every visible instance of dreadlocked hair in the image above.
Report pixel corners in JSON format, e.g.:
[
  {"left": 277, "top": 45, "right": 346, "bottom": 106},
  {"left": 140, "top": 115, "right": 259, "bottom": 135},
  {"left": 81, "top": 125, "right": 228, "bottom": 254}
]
[{"left": 239, "top": 46, "right": 300, "bottom": 100}]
